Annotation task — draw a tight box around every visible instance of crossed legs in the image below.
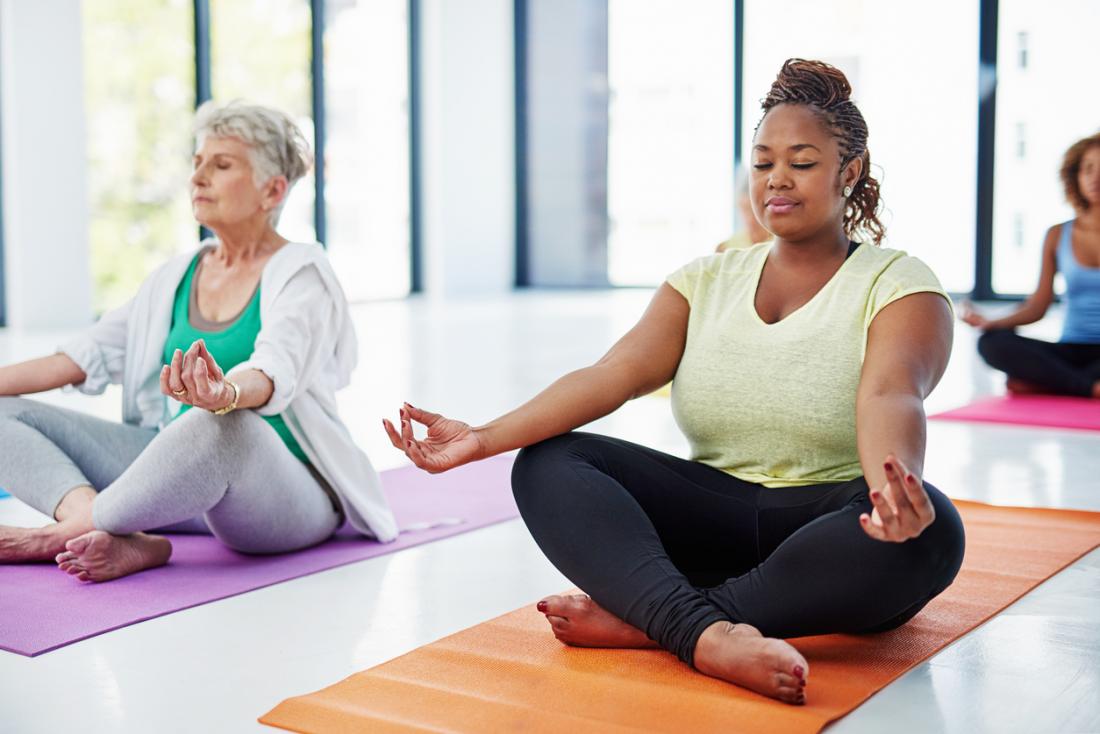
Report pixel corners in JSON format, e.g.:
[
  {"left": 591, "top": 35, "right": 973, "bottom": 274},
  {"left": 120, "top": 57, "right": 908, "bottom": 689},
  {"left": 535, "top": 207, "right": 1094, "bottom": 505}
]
[
  {"left": 511, "top": 432, "right": 965, "bottom": 703},
  {"left": 0, "top": 398, "right": 341, "bottom": 581}
]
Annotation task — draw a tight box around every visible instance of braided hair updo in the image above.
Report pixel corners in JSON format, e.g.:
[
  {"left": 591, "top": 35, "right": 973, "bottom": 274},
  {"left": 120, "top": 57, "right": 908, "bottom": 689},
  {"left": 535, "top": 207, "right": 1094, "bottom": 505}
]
[{"left": 757, "top": 59, "right": 885, "bottom": 245}]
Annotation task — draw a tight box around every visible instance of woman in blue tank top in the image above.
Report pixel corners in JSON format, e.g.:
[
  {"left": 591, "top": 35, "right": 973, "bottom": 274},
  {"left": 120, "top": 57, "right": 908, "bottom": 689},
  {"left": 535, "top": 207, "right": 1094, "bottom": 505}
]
[{"left": 963, "top": 132, "right": 1100, "bottom": 398}]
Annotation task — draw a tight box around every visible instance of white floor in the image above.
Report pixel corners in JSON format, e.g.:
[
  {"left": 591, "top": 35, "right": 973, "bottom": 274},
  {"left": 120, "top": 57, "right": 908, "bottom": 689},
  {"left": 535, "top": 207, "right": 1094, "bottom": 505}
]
[{"left": 1, "top": 291, "right": 1097, "bottom": 733}]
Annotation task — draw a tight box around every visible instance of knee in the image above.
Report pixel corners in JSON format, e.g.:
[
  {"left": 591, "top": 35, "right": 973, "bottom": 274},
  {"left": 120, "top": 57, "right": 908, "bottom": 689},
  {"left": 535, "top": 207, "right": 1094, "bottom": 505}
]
[
  {"left": 923, "top": 489, "right": 966, "bottom": 587},
  {"left": 511, "top": 432, "right": 594, "bottom": 508},
  {"left": 0, "top": 395, "right": 35, "bottom": 421},
  {"left": 166, "top": 407, "right": 253, "bottom": 456},
  {"left": 891, "top": 486, "right": 965, "bottom": 594},
  {"left": 976, "top": 329, "right": 1014, "bottom": 366}
]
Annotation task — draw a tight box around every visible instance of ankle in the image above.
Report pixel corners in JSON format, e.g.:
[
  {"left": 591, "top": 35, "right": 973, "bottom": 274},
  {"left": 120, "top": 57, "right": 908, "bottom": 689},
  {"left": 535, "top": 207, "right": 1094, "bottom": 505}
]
[{"left": 693, "top": 620, "right": 740, "bottom": 671}]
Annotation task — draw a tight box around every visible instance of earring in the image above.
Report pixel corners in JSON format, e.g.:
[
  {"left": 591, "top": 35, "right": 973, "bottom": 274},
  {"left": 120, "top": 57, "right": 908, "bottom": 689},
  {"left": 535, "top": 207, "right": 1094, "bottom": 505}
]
[{"left": 843, "top": 185, "right": 853, "bottom": 197}]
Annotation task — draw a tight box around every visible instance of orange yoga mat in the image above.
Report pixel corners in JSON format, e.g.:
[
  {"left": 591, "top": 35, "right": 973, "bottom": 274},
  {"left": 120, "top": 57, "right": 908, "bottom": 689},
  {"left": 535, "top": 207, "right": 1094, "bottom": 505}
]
[{"left": 261, "top": 500, "right": 1100, "bottom": 734}]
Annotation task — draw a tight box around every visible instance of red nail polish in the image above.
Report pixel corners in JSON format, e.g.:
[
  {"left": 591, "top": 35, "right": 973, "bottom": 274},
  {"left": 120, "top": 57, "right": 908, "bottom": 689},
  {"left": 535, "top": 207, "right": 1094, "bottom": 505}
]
[
  {"left": 793, "top": 665, "right": 804, "bottom": 678},
  {"left": 536, "top": 601, "right": 548, "bottom": 613}
]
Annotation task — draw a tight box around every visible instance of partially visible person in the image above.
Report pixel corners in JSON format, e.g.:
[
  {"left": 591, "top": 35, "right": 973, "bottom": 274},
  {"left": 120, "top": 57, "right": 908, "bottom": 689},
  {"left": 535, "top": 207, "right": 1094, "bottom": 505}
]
[
  {"left": 0, "top": 100, "right": 396, "bottom": 583},
  {"left": 963, "top": 132, "right": 1100, "bottom": 398},
  {"left": 716, "top": 169, "right": 772, "bottom": 252}
]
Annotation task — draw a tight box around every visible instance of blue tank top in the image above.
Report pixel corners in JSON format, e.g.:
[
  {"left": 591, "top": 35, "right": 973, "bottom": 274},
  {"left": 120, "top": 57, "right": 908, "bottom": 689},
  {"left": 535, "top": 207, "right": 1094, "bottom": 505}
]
[{"left": 1056, "top": 219, "right": 1100, "bottom": 344}]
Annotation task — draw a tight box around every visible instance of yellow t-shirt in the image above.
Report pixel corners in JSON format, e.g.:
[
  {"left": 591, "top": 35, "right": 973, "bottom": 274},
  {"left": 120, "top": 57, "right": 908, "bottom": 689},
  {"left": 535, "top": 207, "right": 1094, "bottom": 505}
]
[{"left": 666, "top": 241, "right": 950, "bottom": 487}]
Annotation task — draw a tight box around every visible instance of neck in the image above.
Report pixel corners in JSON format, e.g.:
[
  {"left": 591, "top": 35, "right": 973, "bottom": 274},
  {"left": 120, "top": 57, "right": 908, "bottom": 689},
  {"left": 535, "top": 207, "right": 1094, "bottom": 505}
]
[
  {"left": 771, "top": 222, "right": 850, "bottom": 267},
  {"left": 1077, "top": 206, "right": 1100, "bottom": 228},
  {"left": 209, "top": 217, "right": 284, "bottom": 265}
]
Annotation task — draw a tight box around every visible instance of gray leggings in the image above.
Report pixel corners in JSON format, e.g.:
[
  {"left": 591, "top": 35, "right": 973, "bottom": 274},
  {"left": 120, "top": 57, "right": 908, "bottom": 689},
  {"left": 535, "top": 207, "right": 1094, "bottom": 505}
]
[{"left": 0, "top": 397, "right": 342, "bottom": 554}]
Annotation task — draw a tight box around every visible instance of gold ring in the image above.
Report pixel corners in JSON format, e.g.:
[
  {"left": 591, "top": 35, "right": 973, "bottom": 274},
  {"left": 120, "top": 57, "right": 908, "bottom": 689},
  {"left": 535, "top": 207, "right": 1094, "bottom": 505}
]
[{"left": 172, "top": 388, "right": 187, "bottom": 397}]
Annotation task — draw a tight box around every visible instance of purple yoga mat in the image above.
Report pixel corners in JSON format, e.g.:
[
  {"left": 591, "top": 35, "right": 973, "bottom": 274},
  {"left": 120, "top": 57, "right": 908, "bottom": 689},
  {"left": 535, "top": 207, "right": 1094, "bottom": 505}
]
[
  {"left": 0, "top": 456, "right": 518, "bottom": 657},
  {"left": 930, "top": 394, "right": 1100, "bottom": 431}
]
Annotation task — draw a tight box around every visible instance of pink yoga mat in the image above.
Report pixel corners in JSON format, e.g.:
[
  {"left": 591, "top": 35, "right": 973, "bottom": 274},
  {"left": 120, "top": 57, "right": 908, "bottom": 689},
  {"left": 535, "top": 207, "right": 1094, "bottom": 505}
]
[
  {"left": 930, "top": 395, "right": 1100, "bottom": 431},
  {"left": 0, "top": 456, "right": 517, "bottom": 657}
]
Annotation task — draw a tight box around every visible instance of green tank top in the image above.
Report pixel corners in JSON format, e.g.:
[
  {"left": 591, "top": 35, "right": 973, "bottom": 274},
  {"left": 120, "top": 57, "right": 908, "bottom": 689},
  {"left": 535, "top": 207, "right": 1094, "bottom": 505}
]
[{"left": 163, "top": 251, "right": 309, "bottom": 464}]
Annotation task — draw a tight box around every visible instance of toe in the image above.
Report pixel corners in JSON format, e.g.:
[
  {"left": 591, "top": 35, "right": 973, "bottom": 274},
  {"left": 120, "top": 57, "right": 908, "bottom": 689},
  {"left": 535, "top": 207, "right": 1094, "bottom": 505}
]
[
  {"left": 65, "top": 532, "right": 94, "bottom": 554},
  {"left": 546, "top": 614, "right": 570, "bottom": 630},
  {"left": 539, "top": 595, "right": 571, "bottom": 616},
  {"left": 776, "top": 686, "right": 804, "bottom": 705},
  {"left": 775, "top": 672, "right": 800, "bottom": 690},
  {"left": 563, "top": 594, "right": 594, "bottom": 615}
]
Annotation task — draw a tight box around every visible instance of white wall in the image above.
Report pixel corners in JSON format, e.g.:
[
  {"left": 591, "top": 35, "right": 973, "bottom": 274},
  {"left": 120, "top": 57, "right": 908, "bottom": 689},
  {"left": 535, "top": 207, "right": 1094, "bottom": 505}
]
[
  {"left": 418, "top": 0, "right": 515, "bottom": 297},
  {"left": 0, "top": 0, "right": 92, "bottom": 329}
]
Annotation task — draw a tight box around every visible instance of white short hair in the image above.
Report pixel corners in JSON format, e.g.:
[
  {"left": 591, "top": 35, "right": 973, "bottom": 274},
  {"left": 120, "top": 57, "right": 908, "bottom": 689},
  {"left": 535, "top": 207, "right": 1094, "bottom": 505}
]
[{"left": 193, "top": 100, "right": 314, "bottom": 224}]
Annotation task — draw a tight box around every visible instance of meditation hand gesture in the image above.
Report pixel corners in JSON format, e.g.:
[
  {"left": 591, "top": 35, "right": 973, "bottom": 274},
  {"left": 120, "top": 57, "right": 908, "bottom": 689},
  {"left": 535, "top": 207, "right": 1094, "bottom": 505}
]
[
  {"left": 859, "top": 454, "right": 936, "bottom": 543},
  {"left": 959, "top": 300, "right": 991, "bottom": 330},
  {"left": 159, "top": 339, "right": 235, "bottom": 412},
  {"left": 383, "top": 403, "right": 486, "bottom": 474}
]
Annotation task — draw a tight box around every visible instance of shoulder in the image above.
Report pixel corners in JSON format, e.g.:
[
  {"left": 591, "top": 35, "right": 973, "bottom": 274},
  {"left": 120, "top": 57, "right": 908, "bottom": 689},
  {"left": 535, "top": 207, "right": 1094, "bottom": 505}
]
[
  {"left": 1043, "top": 221, "right": 1069, "bottom": 254},
  {"left": 854, "top": 245, "right": 952, "bottom": 323},
  {"left": 272, "top": 241, "right": 330, "bottom": 268},
  {"left": 264, "top": 242, "right": 332, "bottom": 285},
  {"left": 856, "top": 244, "right": 941, "bottom": 287},
  {"left": 262, "top": 242, "right": 346, "bottom": 305},
  {"left": 673, "top": 242, "right": 767, "bottom": 281},
  {"left": 666, "top": 243, "right": 766, "bottom": 302}
]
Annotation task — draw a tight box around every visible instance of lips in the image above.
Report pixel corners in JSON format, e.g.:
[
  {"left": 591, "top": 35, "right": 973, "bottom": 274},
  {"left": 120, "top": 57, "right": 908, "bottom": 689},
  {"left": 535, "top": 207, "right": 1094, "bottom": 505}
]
[{"left": 765, "top": 196, "right": 798, "bottom": 214}]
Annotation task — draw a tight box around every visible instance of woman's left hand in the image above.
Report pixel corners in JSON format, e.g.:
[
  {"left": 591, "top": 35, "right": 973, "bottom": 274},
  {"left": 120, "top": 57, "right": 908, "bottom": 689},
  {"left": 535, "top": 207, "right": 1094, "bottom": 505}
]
[
  {"left": 859, "top": 454, "right": 936, "bottom": 542},
  {"left": 160, "top": 339, "right": 233, "bottom": 411}
]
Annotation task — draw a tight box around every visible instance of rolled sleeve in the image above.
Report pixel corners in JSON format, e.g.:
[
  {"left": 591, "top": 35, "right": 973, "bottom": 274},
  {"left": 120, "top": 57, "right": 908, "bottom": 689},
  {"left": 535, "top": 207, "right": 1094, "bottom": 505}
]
[
  {"left": 58, "top": 300, "right": 132, "bottom": 395},
  {"left": 233, "top": 264, "right": 337, "bottom": 416}
]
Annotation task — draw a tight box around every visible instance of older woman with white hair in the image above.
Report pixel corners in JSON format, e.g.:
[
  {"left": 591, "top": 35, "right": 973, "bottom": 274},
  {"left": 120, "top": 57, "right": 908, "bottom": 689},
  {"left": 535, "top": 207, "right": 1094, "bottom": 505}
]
[{"left": 0, "top": 101, "right": 396, "bottom": 581}]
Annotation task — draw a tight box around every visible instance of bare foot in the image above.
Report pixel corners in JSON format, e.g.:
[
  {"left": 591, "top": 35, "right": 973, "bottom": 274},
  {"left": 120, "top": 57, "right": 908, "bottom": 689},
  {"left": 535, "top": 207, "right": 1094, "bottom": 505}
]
[
  {"left": 537, "top": 594, "right": 659, "bottom": 649},
  {"left": 55, "top": 530, "right": 172, "bottom": 582},
  {"left": 693, "top": 621, "right": 808, "bottom": 705},
  {"left": 1006, "top": 377, "right": 1051, "bottom": 396},
  {"left": 0, "top": 524, "right": 72, "bottom": 562}
]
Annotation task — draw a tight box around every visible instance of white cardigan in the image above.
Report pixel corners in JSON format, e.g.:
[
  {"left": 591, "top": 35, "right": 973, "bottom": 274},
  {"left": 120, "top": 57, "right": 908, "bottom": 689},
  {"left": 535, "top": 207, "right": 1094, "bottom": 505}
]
[{"left": 61, "top": 241, "right": 398, "bottom": 542}]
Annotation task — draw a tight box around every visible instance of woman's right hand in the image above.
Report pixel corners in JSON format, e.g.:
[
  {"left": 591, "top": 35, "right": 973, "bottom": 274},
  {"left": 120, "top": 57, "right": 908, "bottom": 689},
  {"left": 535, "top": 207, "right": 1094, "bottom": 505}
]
[
  {"left": 383, "top": 403, "right": 487, "bottom": 474},
  {"left": 959, "top": 300, "right": 991, "bottom": 329}
]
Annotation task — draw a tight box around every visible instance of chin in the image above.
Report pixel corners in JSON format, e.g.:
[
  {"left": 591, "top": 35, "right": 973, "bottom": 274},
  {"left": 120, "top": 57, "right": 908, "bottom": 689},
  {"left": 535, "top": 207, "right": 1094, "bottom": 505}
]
[{"left": 762, "top": 221, "right": 806, "bottom": 241}]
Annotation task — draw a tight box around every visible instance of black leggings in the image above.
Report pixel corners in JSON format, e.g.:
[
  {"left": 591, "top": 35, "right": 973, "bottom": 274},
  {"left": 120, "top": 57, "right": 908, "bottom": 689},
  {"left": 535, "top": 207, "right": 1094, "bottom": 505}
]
[
  {"left": 511, "top": 433, "right": 966, "bottom": 666},
  {"left": 977, "top": 329, "right": 1100, "bottom": 397}
]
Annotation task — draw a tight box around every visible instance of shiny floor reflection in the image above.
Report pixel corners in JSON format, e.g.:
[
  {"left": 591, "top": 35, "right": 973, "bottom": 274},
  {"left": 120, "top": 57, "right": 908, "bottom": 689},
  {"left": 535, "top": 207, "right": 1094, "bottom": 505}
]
[{"left": 0, "top": 292, "right": 1096, "bottom": 733}]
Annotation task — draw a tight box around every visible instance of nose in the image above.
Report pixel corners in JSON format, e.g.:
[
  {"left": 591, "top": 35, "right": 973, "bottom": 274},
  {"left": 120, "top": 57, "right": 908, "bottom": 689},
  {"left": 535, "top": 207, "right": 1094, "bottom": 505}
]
[
  {"left": 190, "top": 163, "right": 208, "bottom": 188},
  {"left": 767, "top": 167, "right": 792, "bottom": 190}
]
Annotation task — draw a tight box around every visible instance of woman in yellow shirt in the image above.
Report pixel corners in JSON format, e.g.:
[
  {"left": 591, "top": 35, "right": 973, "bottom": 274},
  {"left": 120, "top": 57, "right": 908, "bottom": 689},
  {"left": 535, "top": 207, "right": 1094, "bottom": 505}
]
[{"left": 385, "top": 59, "right": 964, "bottom": 706}]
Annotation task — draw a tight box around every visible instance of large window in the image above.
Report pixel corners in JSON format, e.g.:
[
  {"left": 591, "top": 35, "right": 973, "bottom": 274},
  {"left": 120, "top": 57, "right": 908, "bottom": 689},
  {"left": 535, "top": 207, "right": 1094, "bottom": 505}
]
[
  {"left": 82, "top": 0, "right": 415, "bottom": 310},
  {"left": 211, "top": 0, "right": 316, "bottom": 245},
  {"left": 606, "top": 0, "right": 733, "bottom": 286},
  {"left": 324, "top": 0, "right": 412, "bottom": 300},
  {"left": 991, "top": 0, "right": 1100, "bottom": 295},
  {"left": 743, "top": 0, "right": 979, "bottom": 294},
  {"left": 83, "top": 0, "right": 196, "bottom": 313}
]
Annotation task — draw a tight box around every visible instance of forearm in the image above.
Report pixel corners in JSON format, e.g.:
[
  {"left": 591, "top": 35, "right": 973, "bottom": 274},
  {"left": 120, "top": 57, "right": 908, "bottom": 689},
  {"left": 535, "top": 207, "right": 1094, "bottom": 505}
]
[
  {"left": 476, "top": 363, "right": 635, "bottom": 456},
  {"left": 226, "top": 368, "right": 274, "bottom": 411},
  {"left": 0, "top": 353, "right": 86, "bottom": 396},
  {"left": 857, "top": 391, "right": 927, "bottom": 489},
  {"left": 984, "top": 297, "right": 1048, "bottom": 330}
]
